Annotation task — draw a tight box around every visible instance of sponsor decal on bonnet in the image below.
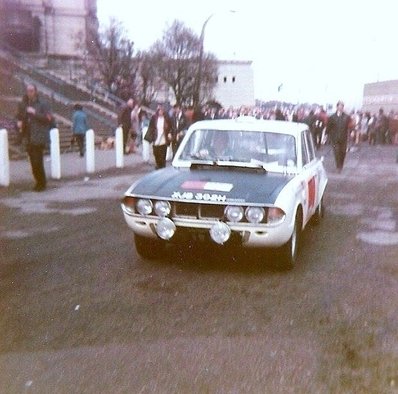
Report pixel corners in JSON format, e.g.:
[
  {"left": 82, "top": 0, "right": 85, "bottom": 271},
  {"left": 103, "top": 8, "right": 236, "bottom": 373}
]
[{"left": 181, "top": 181, "right": 233, "bottom": 192}]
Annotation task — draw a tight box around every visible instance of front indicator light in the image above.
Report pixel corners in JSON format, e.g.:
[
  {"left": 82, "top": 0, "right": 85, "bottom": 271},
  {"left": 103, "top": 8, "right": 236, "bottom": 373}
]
[
  {"left": 122, "top": 196, "right": 136, "bottom": 214},
  {"left": 156, "top": 218, "right": 176, "bottom": 240},
  {"left": 136, "top": 199, "right": 153, "bottom": 215},
  {"left": 224, "top": 205, "right": 244, "bottom": 222},
  {"left": 154, "top": 200, "right": 171, "bottom": 217},
  {"left": 209, "top": 222, "right": 231, "bottom": 244},
  {"left": 245, "top": 206, "right": 265, "bottom": 223},
  {"left": 267, "top": 207, "right": 286, "bottom": 224}
]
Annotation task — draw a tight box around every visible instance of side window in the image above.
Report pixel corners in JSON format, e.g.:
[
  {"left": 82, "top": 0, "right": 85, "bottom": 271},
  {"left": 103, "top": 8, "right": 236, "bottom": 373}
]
[
  {"left": 305, "top": 129, "right": 316, "bottom": 161},
  {"left": 301, "top": 132, "right": 309, "bottom": 165},
  {"left": 302, "top": 130, "right": 315, "bottom": 165}
]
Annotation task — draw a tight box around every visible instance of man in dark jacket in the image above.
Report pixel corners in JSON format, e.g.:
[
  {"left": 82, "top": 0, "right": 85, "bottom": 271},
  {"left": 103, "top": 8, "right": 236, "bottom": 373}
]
[
  {"left": 118, "top": 98, "right": 134, "bottom": 154},
  {"left": 375, "top": 108, "right": 389, "bottom": 145},
  {"left": 170, "top": 104, "right": 188, "bottom": 157},
  {"left": 326, "top": 100, "right": 351, "bottom": 173},
  {"left": 16, "top": 84, "right": 53, "bottom": 191}
]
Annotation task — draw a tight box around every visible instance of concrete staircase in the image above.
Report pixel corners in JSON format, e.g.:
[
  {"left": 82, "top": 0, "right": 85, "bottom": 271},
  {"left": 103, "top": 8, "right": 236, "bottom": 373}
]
[{"left": 0, "top": 47, "right": 121, "bottom": 159}]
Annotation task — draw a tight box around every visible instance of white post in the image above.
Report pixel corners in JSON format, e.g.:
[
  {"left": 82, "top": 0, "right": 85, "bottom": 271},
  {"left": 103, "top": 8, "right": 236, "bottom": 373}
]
[
  {"left": 115, "top": 126, "right": 124, "bottom": 168},
  {"left": 0, "top": 129, "right": 10, "bottom": 187},
  {"left": 142, "top": 126, "right": 150, "bottom": 163},
  {"left": 50, "top": 128, "right": 61, "bottom": 179},
  {"left": 86, "top": 129, "right": 95, "bottom": 173}
]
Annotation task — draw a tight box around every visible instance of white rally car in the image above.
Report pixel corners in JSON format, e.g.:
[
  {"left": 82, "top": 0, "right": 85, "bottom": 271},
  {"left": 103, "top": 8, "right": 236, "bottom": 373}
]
[{"left": 121, "top": 117, "right": 328, "bottom": 269}]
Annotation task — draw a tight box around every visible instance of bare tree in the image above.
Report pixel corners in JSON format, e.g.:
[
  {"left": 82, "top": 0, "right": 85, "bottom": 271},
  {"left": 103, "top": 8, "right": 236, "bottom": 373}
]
[
  {"left": 90, "top": 18, "right": 139, "bottom": 96},
  {"left": 135, "top": 50, "right": 162, "bottom": 106},
  {"left": 152, "top": 20, "right": 218, "bottom": 106}
]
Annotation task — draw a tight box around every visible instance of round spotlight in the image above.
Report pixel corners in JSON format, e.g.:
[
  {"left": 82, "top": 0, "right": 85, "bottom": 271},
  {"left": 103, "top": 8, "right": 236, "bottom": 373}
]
[
  {"left": 209, "top": 222, "right": 231, "bottom": 244},
  {"left": 224, "top": 205, "right": 244, "bottom": 222},
  {"left": 156, "top": 218, "right": 176, "bottom": 240},
  {"left": 154, "top": 200, "right": 171, "bottom": 217},
  {"left": 136, "top": 199, "right": 153, "bottom": 215},
  {"left": 245, "top": 206, "right": 265, "bottom": 223}
]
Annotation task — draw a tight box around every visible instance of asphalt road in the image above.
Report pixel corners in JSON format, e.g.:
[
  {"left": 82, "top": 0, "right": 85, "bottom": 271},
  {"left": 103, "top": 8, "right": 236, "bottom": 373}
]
[{"left": 1, "top": 145, "right": 398, "bottom": 393}]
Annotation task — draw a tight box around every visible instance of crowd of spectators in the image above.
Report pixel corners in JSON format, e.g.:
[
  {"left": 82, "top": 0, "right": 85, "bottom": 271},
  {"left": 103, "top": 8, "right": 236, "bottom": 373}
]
[
  {"left": 195, "top": 103, "right": 398, "bottom": 147},
  {"left": 115, "top": 100, "right": 398, "bottom": 158}
]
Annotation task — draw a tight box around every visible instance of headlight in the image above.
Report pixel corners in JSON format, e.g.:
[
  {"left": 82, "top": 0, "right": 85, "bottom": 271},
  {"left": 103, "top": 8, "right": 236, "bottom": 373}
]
[
  {"left": 245, "top": 206, "right": 265, "bottom": 223},
  {"left": 267, "top": 207, "right": 286, "bottom": 224},
  {"left": 156, "top": 218, "right": 176, "bottom": 240},
  {"left": 224, "top": 206, "right": 244, "bottom": 222},
  {"left": 209, "top": 222, "right": 231, "bottom": 244},
  {"left": 136, "top": 199, "right": 153, "bottom": 215},
  {"left": 154, "top": 201, "right": 171, "bottom": 217}
]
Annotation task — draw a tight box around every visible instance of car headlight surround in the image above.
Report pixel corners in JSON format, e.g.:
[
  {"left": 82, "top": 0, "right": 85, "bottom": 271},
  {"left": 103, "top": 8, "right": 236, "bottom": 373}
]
[
  {"left": 136, "top": 199, "right": 153, "bottom": 215},
  {"left": 224, "top": 205, "right": 244, "bottom": 222},
  {"left": 154, "top": 200, "right": 171, "bottom": 217},
  {"left": 245, "top": 206, "right": 265, "bottom": 223}
]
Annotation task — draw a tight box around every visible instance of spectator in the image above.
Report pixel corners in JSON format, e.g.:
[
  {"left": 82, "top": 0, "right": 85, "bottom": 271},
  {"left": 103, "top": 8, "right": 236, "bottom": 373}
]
[
  {"left": 72, "top": 104, "right": 89, "bottom": 157},
  {"left": 129, "top": 101, "right": 141, "bottom": 153},
  {"left": 326, "top": 100, "right": 351, "bottom": 173},
  {"left": 117, "top": 98, "right": 134, "bottom": 154},
  {"left": 304, "top": 109, "right": 317, "bottom": 146},
  {"left": 170, "top": 104, "right": 188, "bottom": 157},
  {"left": 359, "top": 112, "right": 369, "bottom": 143},
  {"left": 368, "top": 113, "right": 377, "bottom": 145},
  {"left": 275, "top": 108, "right": 286, "bottom": 120},
  {"left": 314, "top": 108, "right": 327, "bottom": 149},
  {"left": 16, "top": 84, "right": 53, "bottom": 191},
  {"left": 375, "top": 108, "right": 388, "bottom": 144},
  {"left": 144, "top": 104, "right": 172, "bottom": 169}
]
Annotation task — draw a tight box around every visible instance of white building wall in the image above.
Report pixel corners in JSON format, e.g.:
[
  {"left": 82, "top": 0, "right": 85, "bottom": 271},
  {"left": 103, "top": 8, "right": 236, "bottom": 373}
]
[
  {"left": 9, "top": 0, "right": 96, "bottom": 57},
  {"left": 213, "top": 61, "right": 255, "bottom": 108}
]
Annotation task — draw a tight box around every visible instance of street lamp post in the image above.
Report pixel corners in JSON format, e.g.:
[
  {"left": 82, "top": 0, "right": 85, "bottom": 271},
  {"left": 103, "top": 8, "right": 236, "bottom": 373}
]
[
  {"left": 193, "top": 13, "right": 214, "bottom": 110},
  {"left": 194, "top": 11, "right": 236, "bottom": 111}
]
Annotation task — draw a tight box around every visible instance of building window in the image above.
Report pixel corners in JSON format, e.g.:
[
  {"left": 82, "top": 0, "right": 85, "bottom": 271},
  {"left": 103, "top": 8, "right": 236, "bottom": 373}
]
[
  {"left": 223, "top": 76, "right": 227, "bottom": 83},
  {"left": 232, "top": 76, "right": 236, "bottom": 83}
]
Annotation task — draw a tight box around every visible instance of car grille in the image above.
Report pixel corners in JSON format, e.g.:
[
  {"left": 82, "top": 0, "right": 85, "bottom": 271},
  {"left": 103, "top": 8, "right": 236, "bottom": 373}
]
[{"left": 173, "top": 202, "right": 225, "bottom": 220}]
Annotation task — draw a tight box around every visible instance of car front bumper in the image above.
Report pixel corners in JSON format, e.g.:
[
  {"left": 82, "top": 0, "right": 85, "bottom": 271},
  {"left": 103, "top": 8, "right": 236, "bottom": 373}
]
[{"left": 122, "top": 211, "right": 294, "bottom": 248}]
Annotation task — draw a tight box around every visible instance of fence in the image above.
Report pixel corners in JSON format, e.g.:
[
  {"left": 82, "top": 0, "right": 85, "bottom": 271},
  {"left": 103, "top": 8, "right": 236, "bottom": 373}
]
[{"left": 0, "top": 127, "right": 126, "bottom": 187}]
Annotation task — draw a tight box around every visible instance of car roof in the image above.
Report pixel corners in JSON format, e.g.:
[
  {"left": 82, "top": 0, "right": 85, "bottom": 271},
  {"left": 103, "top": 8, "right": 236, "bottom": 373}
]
[{"left": 191, "top": 117, "right": 309, "bottom": 136}]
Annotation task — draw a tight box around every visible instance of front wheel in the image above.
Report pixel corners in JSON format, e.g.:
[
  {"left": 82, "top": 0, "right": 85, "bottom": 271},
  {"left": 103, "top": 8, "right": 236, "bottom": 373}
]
[
  {"left": 134, "top": 234, "right": 166, "bottom": 259},
  {"left": 277, "top": 211, "right": 302, "bottom": 270}
]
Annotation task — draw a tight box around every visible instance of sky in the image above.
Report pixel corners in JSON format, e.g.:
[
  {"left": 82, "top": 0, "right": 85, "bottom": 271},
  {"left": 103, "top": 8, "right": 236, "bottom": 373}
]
[{"left": 96, "top": 0, "right": 398, "bottom": 110}]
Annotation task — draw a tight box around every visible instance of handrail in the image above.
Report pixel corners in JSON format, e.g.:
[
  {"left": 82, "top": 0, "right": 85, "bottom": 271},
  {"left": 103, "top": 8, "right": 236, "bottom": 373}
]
[{"left": 16, "top": 74, "right": 116, "bottom": 129}]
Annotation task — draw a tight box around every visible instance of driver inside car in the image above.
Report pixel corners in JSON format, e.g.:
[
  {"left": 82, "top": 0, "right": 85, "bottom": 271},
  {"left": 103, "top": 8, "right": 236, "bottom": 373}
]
[{"left": 196, "top": 132, "right": 232, "bottom": 160}]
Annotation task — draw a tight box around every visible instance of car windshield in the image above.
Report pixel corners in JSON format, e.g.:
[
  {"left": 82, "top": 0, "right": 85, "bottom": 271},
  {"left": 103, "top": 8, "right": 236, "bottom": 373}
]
[{"left": 178, "top": 129, "right": 297, "bottom": 168}]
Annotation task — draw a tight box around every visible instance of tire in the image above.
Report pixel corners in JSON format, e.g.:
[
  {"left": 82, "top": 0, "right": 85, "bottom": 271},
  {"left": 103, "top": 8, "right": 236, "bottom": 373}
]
[
  {"left": 134, "top": 234, "right": 165, "bottom": 259},
  {"left": 312, "top": 196, "right": 324, "bottom": 225},
  {"left": 277, "top": 210, "right": 302, "bottom": 270}
]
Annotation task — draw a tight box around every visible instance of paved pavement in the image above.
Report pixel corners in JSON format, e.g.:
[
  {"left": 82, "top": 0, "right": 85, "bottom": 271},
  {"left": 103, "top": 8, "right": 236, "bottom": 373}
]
[{"left": 4, "top": 146, "right": 156, "bottom": 187}]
